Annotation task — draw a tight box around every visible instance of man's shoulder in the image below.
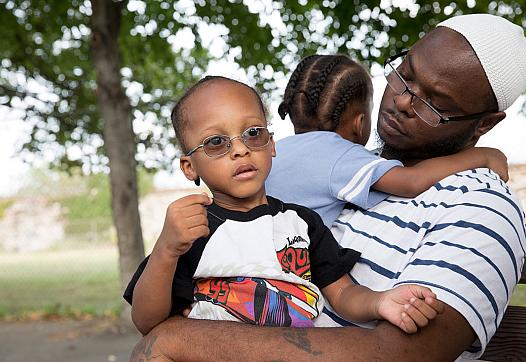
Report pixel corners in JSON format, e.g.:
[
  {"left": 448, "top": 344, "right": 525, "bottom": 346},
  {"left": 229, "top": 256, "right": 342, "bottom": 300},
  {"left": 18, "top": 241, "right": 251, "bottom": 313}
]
[{"left": 430, "top": 168, "right": 515, "bottom": 199}]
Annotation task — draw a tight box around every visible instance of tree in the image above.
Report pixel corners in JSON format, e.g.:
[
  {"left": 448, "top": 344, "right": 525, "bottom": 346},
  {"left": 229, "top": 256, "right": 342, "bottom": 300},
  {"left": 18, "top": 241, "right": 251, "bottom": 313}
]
[
  {"left": 1, "top": 0, "right": 523, "bottom": 314},
  {"left": 0, "top": 0, "right": 210, "bottom": 305}
]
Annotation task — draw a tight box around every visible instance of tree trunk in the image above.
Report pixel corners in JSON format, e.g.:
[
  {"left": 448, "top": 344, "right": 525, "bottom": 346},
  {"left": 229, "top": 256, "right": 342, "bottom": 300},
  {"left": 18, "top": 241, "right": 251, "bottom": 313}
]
[{"left": 90, "top": 0, "right": 144, "bottom": 318}]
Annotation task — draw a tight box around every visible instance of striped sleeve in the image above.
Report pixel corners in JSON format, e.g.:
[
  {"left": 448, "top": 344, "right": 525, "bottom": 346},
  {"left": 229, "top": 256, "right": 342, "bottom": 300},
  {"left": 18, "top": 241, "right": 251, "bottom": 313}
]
[
  {"left": 393, "top": 178, "right": 525, "bottom": 358},
  {"left": 329, "top": 145, "right": 401, "bottom": 209}
]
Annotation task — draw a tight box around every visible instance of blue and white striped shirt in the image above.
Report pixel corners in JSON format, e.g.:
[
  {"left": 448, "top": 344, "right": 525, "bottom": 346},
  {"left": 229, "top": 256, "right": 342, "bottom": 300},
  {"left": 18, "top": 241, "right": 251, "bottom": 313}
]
[{"left": 330, "top": 168, "right": 526, "bottom": 359}]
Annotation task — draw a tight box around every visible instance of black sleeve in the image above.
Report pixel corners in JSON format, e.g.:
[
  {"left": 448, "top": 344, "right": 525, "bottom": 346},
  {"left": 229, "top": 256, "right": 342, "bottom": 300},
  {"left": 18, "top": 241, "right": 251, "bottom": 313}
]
[
  {"left": 301, "top": 208, "right": 361, "bottom": 289},
  {"left": 122, "top": 253, "right": 196, "bottom": 316}
]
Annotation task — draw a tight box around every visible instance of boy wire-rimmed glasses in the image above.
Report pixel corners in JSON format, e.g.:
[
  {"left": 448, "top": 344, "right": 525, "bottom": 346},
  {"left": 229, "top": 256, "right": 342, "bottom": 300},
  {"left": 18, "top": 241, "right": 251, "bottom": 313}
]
[
  {"left": 186, "top": 126, "right": 274, "bottom": 157},
  {"left": 383, "top": 50, "right": 491, "bottom": 127}
]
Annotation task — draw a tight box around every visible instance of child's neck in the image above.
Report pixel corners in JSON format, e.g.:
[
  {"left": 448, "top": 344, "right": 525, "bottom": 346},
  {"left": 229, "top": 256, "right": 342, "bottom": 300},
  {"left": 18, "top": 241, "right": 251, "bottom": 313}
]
[{"left": 212, "top": 191, "right": 268, "bottom": 212}]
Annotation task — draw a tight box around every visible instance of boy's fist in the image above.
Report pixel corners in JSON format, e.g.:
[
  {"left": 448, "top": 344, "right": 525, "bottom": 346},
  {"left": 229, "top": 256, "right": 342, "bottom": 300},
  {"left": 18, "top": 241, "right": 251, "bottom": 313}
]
[
  {"left": 157, "top": 193, "right": 212, "bottom": 258},
  {"left": 376, "top": 284, "right": 444, "bottom": 334}
]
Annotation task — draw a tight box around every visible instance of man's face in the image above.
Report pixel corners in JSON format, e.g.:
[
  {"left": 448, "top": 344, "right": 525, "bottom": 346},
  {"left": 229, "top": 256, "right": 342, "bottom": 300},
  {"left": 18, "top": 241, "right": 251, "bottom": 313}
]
[{"left": 377, "top": 28, "right": 496, "bottom": 161}]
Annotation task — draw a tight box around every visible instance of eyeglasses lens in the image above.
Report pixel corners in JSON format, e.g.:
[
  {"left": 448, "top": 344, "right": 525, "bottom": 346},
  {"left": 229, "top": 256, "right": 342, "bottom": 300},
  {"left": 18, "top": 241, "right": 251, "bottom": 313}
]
[
  {"left": 243, "top": 127, "right": 270, "bottom": 148},
  {"left": 385, "top": 59, "right": 441, "bottom": 127},
  {"left": 202, "top": 127, "right": 271, "bottom": 156}
]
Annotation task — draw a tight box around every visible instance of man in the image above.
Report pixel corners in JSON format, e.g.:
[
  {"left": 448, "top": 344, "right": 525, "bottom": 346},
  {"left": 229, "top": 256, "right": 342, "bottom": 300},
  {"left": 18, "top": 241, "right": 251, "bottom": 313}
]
[{"left": 130, "top": 14, "right": 525, "bottom": 361}]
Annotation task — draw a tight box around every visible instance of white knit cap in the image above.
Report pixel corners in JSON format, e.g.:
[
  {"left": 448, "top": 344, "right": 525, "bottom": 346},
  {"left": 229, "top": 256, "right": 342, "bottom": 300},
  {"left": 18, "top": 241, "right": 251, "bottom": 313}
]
[{"left": 437, "top": 14, "right": 526, "bottom": 111}]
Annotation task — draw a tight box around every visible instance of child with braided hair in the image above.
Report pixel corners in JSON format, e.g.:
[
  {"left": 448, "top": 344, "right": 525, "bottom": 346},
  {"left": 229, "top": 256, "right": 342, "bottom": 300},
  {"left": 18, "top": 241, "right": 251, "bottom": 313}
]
[
  {"left": 266, "top": 54, "right": 509, "bottom": 226},
  {"left": 124, "top": 75, "right": 446, "bottom": 335}
]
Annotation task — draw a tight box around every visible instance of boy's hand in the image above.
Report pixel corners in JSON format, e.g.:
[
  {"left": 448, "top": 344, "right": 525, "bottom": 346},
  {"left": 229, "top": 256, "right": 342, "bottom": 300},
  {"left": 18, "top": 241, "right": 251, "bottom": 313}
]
[
  {"left": 157, "top": 193, "right": 212, "bottom": 258},
  {"left": 376, "top": 284, "right": 444, "bottom": 334},
  {"left": 481, "top": 147, "right": 509, "bottom": 182}
]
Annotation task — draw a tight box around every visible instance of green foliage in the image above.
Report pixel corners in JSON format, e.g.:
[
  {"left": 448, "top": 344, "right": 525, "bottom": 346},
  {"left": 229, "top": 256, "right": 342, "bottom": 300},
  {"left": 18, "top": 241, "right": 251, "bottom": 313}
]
[
  {"left": 1, "top": 1, "right": 524, "bottom": 171},
  {"left": 0, "top": 198, "right": 15, "bottom": 219}
]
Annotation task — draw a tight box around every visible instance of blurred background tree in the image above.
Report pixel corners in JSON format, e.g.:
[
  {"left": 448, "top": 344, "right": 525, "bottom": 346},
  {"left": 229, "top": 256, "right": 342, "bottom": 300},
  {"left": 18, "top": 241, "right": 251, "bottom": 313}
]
[{"left": 1, "top": 0, "right": 524, "bottom": 307}]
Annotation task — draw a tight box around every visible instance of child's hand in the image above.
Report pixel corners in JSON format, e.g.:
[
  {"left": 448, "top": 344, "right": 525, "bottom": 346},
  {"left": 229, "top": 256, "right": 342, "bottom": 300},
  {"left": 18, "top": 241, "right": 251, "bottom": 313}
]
[
  {"left": 480, "top": 147, "right": 509, "bottom": 182},
  {"left": 157, "top": 193, "right": 212, "bottom": 258},
  {"left": 376, "top": 284, "right": 444, "bottom": 334}
]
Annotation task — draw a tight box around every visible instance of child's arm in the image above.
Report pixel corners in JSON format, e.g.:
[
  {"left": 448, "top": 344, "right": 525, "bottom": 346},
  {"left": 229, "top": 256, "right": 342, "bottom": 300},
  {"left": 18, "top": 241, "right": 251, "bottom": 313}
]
[
  {"left": 131, "top": 193, "right": 212, "bottom": 335},
  {"left": 322, "top": 275, "right": 444, "bottom": 333},
  {"left": 373, "top": 147, "right": 508, "bottom": 197}
]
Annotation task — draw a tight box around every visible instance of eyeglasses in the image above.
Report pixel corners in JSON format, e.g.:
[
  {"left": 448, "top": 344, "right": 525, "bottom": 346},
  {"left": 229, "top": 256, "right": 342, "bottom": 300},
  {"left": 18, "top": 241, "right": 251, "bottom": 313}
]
[
  {"left": 384, "top": 50, "right": 490, "bottom": 127},
  {"left": 186, "top": 126, "right": 274, "bottom": 157}
]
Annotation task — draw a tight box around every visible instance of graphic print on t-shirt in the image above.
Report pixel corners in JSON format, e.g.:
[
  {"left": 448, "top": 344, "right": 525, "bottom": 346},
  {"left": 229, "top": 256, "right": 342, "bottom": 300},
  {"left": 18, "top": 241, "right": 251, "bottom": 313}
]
[
  {"left": 276, "top": 238, "right": 312, "bottom": 282},
  {"left": 194, "top": 276, "right": 320, "bottom": 327}
]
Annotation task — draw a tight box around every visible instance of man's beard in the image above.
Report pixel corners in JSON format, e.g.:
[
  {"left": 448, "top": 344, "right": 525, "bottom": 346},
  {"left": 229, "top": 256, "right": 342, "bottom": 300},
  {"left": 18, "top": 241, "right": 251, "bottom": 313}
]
[{"left": 375, "top": 127, "right": 476, "bottom": 162}]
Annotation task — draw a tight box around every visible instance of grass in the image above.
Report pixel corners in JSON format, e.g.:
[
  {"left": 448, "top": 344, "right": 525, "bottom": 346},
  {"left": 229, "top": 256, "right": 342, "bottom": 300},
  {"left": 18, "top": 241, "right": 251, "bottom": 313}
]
[
  {"left": 511, "top": 284, "right": 526, "bottom": 306},
  {"left": 0, "top": 247, "right": 122, "bottom": 319},
  {"left": 1, "top": 244, "right": 525, "bottom": 320}
]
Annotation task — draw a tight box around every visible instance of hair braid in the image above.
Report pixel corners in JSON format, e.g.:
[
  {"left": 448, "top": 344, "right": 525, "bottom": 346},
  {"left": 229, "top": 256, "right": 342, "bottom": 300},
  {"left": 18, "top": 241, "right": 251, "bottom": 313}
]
[
  {"left": 278, "top": 55, "right": 319, "bottom": 120},
  {"left": 306, "top": 57, "right": 343, "bottom": 111},
  {"left": 329, "top": 78, "right": 367, "bottom": 130}
]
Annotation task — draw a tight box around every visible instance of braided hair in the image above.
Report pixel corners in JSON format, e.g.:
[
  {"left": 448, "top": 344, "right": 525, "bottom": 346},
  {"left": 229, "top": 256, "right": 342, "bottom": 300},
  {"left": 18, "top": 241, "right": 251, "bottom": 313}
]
[
  {"left": 278, "top": 55, "right": 373, "bottom": 134},
  {"left": 171, "top": 76, "right": 267, "bottom": 152}
]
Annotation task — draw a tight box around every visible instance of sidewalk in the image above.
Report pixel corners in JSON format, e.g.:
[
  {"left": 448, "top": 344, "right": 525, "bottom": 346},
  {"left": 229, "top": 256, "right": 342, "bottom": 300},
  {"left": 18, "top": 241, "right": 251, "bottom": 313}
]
[{"left": 0, "top": 318, "right": 141, "bottom": 362}]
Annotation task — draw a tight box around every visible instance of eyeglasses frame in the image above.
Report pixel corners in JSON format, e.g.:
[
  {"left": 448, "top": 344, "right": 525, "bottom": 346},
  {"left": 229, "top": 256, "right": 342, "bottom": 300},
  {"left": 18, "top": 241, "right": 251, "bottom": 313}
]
[
  {"left": 384, "top": 50, "right": 491, "bottom": 127},
  {"left": 185, "top": 126, "right": 274, "bottom": 157}
]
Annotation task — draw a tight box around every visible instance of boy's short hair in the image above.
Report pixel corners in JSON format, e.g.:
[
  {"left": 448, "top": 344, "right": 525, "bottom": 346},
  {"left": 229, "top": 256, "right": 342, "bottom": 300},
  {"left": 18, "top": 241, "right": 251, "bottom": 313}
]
[
  {"left": 278, "top": 55, "right": 372, "bottom": 134},
  {"left": 171, "top": 76, "right": 267, "bottom": 153}
]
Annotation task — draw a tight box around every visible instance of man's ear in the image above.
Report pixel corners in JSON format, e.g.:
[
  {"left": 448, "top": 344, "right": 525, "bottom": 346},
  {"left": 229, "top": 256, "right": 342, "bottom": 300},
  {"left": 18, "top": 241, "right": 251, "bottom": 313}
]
[
  {"left": 474, "top": 111, "right": 506, "bottom": 137},
  {"left": 180, "top": 156, "right": 199, "bottom": 182},
  {"left": 270, "top": 137, "right": 276, "bottom": 157}
]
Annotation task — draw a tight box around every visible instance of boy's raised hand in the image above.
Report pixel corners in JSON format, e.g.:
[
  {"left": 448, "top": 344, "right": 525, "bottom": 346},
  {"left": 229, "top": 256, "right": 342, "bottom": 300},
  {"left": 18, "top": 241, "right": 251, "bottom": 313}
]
[
  {"left": 157, "top": 193, "right": 212, "bottom": 258},
  {"left": 376, "top": 284, "right": 445, "bottom": 334}
]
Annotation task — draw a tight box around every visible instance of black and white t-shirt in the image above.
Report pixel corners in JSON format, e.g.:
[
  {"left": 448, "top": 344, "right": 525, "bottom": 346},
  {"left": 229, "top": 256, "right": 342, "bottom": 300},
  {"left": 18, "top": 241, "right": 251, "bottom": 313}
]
[{"left": 124, "top": 196, "right": 360, "bottom": 327}]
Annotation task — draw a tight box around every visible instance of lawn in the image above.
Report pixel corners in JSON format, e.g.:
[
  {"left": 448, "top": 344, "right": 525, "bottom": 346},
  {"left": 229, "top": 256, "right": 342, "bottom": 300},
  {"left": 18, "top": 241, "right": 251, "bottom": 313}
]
[
  {"left": 0, "top": 246, "right": 525, "bottom": 319},
  {"left": 0, "top": 247, "right": 122, "bottom": 318}
]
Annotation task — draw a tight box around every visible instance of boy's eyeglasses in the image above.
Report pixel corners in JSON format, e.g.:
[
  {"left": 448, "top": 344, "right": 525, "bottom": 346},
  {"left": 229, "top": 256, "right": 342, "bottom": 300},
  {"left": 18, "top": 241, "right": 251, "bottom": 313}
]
[
  {"left": 186, "top": 126, "right": 274, "bottom": 157},
  {"left": 384, "top": 50, "right": 490, "bottom": 127}
]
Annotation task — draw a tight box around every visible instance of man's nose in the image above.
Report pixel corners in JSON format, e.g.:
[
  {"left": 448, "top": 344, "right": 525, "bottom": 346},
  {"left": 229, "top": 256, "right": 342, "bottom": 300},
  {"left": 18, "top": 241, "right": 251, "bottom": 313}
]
[
  {"left": 393, "top": 90, "right": 417, "bottom": 118},
  {"left": 230, "top": 137, "right": 250, "bottom": 158}
]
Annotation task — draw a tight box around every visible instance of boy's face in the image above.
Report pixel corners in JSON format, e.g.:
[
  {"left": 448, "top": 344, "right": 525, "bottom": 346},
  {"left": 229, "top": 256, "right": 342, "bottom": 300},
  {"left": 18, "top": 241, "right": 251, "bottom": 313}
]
[{"left": 180, "top": 80, "right": 275, "bottom": 210}]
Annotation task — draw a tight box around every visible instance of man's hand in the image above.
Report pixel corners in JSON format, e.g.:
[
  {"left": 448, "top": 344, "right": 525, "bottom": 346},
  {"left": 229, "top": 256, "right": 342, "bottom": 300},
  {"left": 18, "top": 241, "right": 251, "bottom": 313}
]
[
  {"left": 376, "top": 284, "right": 445, "bottom": 334},
  {"left": 157, "top": 193, "right": 212, "bottom": 258}
]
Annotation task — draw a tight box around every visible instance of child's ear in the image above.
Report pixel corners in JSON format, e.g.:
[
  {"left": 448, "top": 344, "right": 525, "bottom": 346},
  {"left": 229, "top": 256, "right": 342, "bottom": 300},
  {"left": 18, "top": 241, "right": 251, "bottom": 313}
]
[
  {"left": 354, "top": 113, "right": 365, "bottom": 141},
  {"left": 180, "top": 156, "right": 199, "bottom": 183}
]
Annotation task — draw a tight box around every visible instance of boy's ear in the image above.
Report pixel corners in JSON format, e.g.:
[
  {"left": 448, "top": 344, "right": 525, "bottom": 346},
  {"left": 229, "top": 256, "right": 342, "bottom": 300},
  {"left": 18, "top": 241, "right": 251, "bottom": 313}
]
[{"left": 180, "top": 156, "right": 199, "bottom": 182}]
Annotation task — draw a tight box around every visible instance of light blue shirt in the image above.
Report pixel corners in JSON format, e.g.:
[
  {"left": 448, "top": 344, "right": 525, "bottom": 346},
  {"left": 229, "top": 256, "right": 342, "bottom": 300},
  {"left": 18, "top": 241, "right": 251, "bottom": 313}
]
[{"left": 266, "top": 132, "right": 401, "bottom": 226}]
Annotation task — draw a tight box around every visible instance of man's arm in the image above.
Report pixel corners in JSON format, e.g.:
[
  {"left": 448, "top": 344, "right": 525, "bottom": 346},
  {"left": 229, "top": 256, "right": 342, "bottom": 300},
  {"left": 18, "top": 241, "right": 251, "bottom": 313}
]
[{"left": 130, "top": 303, "right": 475, "bottom": 362}]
